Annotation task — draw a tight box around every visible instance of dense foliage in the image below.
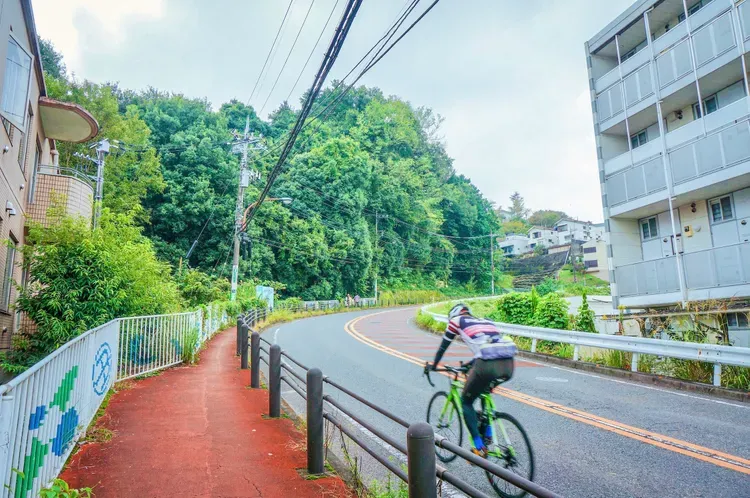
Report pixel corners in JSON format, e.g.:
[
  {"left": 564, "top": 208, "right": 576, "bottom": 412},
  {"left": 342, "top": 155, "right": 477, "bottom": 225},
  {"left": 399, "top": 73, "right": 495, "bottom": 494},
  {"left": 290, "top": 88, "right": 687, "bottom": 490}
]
[{"left": 2, "top": 210, "right": 182, "bottom": 372}]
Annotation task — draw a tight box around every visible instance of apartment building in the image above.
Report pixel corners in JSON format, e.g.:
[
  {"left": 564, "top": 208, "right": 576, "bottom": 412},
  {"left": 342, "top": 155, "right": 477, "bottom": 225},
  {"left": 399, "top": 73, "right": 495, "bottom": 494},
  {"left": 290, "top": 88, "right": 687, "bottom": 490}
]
[
  {"left": 586, "top": 0, "right": 750, "bottom": 309},
  {"left": 582, "top": 238, "right": 611, "bottom": 282},
  {"left": 0, "top": 0, "right": 98, "bottom": 349}
]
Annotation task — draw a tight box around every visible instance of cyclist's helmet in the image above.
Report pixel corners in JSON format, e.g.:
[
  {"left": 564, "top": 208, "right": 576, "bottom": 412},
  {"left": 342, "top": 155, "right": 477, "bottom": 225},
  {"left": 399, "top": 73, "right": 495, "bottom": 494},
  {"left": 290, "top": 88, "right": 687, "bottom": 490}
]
[{"left": 449, "top": 303, "right": 471, "bottom": 320}]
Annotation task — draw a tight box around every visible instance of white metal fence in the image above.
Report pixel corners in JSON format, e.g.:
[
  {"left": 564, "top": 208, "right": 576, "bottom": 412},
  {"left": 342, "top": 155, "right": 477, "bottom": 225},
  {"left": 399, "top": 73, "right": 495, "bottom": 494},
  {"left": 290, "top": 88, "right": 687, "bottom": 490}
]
[
  {"left": 422, "top": 303, "right": 750, "bottom": 387},
  {"left": 0, "top": 303, "right": 227, "bottom": 498}
]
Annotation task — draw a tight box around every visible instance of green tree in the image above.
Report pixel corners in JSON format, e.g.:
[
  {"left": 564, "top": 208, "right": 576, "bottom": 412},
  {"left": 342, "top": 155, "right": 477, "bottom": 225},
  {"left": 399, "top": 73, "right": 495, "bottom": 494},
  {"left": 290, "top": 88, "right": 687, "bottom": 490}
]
[
  {"left": 38, "top": 38, "right": 66, "bottom": 79},
  {"left": 575, "top": 290, "right": 597, "bottom": 333},
  {"left": 2, "top": 210, "right": 181, "bottom": 372},
  {"left": 529, "top": 209, "right": 567, "bottom": 227},
  {"left": 509, "top": 191, "right": 529, "bottom": 220}
]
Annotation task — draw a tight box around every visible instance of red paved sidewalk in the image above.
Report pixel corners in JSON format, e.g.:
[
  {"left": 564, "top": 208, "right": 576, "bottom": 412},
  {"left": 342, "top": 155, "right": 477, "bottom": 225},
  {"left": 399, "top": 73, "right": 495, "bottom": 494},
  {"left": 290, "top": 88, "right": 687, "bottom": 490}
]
[{"left": 61, "top": 328, "right": 352, "bottom": 498}]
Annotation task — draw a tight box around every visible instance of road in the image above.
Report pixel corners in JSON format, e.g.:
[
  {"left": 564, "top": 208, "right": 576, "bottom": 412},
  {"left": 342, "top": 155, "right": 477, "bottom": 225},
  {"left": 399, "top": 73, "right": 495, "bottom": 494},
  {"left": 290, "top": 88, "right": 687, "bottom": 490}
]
[{"left": 267, "top": 307, "right": 750, "bottom": 497}]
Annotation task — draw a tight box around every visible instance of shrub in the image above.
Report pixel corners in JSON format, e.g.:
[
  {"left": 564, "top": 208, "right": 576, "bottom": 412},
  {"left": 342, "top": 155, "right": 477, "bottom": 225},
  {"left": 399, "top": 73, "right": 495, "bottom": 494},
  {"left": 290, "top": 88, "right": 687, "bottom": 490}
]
[
  {"left": 536, "top": 278, "right": 559, "bottom": 296},
  {"left": 2, "top": 211, "right": 182, "bottom": 373},
  {"left": 495, "top": 293, "right": 534, "bottom": 325},
  {"left": 415, "top": 310, "right": 446, "bottom": 334},
  {"left": 176, "top": 268, "right": 227, "bottom": 308},
  {"left": 574, "top": 291, "right": 597, "bottom": 333},
  {"left": 532, "top": 293, "right": 569, "bottom": 330}
]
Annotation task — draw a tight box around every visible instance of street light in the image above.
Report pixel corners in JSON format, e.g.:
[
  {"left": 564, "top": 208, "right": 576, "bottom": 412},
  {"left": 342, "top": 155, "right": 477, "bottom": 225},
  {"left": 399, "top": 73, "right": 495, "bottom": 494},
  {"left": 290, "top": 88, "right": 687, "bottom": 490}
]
[
  {"left": 232, "top": 196, "right": 293, "bottom": 301},
  {"left": 240, "top": 197, "right": 292, "bottom": 232}
]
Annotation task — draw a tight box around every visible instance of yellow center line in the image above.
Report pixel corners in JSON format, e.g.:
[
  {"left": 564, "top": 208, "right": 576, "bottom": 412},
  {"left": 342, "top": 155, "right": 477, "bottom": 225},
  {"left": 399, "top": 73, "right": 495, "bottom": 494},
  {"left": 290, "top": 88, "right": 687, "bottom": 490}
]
[{"left": 344, "top": 312, "right": 750, "bottom": 475}]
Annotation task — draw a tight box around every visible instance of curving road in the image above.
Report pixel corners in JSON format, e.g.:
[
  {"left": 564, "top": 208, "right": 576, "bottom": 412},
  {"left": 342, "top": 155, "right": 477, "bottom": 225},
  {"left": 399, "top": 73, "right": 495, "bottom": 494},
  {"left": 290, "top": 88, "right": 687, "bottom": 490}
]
[{"left": 268, "top": 307, "right": 750, "bottom": 497}]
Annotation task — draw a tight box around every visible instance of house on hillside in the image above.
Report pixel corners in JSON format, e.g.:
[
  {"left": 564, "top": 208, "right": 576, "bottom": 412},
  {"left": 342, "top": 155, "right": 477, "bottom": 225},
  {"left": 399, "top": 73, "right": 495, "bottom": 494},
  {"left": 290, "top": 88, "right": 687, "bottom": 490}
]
[
  {"left": 553, "top": 218, "right": 604, "bottom": 244},
  {"left": 527, "top": 226, "right": 558, "bottom": 250},
  {"left": 0, "top": 0, "right": 99, "bottom": 351},
  {"left": 582, "top": 238, "right": 609, "bottom": 282},
  {"left": 497, "top": 208, "right": 512, "bottom": 221},
  {"left": 499, "top": 235, "right": 530, "bottom": 256}
]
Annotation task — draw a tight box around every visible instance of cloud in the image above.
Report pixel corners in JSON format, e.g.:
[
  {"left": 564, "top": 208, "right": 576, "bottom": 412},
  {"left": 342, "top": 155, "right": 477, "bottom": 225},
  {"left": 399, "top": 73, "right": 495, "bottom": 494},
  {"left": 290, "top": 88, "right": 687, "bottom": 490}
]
[{"left": 30, "top": 0, "right": 636, "bottom": 222}]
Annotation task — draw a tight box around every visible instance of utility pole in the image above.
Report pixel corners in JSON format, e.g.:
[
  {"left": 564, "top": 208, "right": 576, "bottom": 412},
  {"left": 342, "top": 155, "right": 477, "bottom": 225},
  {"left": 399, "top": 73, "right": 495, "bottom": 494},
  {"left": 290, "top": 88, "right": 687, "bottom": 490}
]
[
  {"left": 230, "top": 118, "right": 264, "bottom": 301},
  {"left": 490, "top": 231, "right": 495, "bottom": 296},
  {"left": 94, "top": 139, "right": 110, "bottom": 230},
  {"left": 373, "top": 211, "right": 388, "bottom": 302}
]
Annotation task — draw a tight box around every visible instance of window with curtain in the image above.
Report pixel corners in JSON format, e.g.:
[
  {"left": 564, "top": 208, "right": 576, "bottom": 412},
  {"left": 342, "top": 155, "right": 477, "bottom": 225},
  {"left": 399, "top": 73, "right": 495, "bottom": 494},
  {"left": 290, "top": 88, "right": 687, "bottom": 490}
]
[{"left": 1, "top": 37, "right": 31, "bottom": 130}]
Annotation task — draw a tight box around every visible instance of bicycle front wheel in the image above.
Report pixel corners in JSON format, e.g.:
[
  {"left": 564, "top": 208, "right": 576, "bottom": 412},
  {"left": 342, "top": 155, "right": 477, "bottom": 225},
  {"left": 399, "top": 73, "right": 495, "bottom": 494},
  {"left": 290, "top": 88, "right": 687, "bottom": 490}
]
[
  {"left": 485, "top": 412, "right": 535, "bottom": 498},
  {"left": 426, "top": 391, "right": 462, "bottom": 463}
]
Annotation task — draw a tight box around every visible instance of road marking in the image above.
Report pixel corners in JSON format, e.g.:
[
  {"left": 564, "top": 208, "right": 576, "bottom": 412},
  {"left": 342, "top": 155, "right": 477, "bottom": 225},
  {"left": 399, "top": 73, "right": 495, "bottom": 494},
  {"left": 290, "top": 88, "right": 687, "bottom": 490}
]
[
  {"left": 273, "top": 328, "right": 280, "bottom": 344},
  {"left": 535, "top": 377, "right": 569, "bottom": 383},
  {"left": 344, "top": 312, "right": 750, "bottom": 476}
]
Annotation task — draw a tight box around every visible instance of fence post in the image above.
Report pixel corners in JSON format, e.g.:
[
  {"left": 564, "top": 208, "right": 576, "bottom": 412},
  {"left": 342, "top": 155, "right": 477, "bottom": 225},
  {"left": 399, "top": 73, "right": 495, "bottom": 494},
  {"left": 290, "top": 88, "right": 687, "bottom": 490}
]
[
  {"left": 573, "top": 345, "right": 579, "bottom": 362},
  {"left": 240, "top": 320, "right": 249, "bottom": 369},
  {"left": 236, "top": 315, "right": 242, "bottom": 356},
  {"left": 531, "top": 339, "right": 538, "bottom": 353},
  {"left": 307, "top": 368, "right": 324, "bottom": 475},
  {"left": 631, "top": 353, "right": 639, "bottom": 372},
  {"left": 251, "top": 332, "right": 260, "bottom": 388},
  {"left": 713, "top": 363, "right": 722, "bottom": 387},
  {"left": 407, "top": 422, "right": 437, "bottom": 498},
  {"left": 269, "top": 344, "right": 281, "bottom": 417}
]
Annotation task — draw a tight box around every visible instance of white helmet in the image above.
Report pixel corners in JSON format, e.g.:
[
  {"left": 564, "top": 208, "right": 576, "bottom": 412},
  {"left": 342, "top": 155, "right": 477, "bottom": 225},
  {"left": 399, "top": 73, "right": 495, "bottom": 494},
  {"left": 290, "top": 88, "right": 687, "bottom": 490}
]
[{"left": 449, "top": 303, "right": 470, "bottom": 320}]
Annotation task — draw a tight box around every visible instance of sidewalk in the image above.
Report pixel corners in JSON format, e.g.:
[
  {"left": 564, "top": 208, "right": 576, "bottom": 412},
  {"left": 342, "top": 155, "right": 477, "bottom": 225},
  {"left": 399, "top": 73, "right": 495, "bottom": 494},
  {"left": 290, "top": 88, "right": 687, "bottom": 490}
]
[{"left": 60, "top": 327, "right": 352, "bottom": 497}]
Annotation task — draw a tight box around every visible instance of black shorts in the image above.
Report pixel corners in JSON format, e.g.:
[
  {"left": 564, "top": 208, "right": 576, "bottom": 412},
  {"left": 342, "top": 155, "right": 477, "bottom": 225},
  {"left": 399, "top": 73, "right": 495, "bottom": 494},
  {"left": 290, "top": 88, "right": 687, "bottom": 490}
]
[{"left": 461, "top": 358, "right": 514, "bottom": 403}]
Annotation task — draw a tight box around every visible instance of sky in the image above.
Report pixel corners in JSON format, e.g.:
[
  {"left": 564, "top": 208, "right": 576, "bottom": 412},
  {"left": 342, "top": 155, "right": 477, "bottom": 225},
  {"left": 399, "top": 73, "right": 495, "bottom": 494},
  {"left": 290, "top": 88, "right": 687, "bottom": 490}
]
[{"left": 32, "top": 0, "right": 637, "bottom": 223}]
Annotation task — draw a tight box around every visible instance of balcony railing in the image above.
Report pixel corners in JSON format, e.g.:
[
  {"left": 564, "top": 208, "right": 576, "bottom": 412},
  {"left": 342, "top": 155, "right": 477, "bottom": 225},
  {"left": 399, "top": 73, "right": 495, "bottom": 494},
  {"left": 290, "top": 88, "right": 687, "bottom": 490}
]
[
  {"left": 616, "top": 242, "right": 750, "bottom": 298},
  {"left": 38, "top": 164, "right": 95, "bottom": 189},
  {"left": 606, "top": 156, "right": 667, "bottom": 207},
  {"left": 615, "top": 256, "right": 680, "bottom": 298}
]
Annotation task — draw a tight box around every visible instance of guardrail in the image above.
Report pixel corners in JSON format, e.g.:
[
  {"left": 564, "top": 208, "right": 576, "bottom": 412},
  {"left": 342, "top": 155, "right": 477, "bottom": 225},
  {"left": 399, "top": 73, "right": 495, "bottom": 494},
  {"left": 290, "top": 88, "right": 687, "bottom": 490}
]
[
  {"left": 238, "top": 311, "right": 562, "bottom": 498},
  {"left": 422, "top": 304, "right": 750, "bottom": 387},
  {"left": 0, "top": 303, "right": 228, "bottom": 498}
]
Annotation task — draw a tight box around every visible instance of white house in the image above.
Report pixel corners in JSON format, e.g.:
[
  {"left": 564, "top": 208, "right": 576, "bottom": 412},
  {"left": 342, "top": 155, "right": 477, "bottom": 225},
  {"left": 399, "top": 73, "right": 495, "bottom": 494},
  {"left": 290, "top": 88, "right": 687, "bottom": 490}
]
[
  {"left": 499, "top": 235, "right": 530, "bottom": 256},
  {"left": 527, "top": 227, "right": 558, "bottom": 249},
  {"left": 553, "top": 219, "right": 605, "bottom": 245}
]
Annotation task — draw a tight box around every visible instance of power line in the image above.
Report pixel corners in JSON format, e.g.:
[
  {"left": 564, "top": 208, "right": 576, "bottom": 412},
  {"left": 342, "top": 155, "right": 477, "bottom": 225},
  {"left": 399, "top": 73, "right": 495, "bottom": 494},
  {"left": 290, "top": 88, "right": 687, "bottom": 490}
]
[
  {"left": 259, "top": 0, "right": 318, "bottom": 116},
  {"left": 248, "top": 0, "right": 297, "bottom": 104},
  {"left": 286, "top": 0, "right": 342, "bottom": 103}
]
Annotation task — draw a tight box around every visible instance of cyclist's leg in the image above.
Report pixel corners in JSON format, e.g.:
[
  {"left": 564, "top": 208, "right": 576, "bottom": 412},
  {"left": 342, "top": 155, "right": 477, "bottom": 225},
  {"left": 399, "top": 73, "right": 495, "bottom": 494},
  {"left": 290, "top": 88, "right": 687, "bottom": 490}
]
[{"left": 461, "top": 361, "right": 493, "bottom": 451}]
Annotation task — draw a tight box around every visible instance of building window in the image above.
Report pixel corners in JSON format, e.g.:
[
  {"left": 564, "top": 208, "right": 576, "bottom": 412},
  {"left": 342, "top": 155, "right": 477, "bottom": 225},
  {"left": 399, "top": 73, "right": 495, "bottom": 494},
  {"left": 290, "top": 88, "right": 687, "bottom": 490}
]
[
  {"left": 678, "top": 0, "right": 707, "bottom": 23},
  {"left": 501, "top": 246, "right": 513, "bottom": 255},
  {"left": 1, "top": 237, "right": 17, "bottom": 311},
  {"left": 640, "top": 216, "right": 659, "bottom": 240},
  {"left": 630, "top": 130, "right": 648, "bottom": 149},
  {"left": 584, "top": 260, "right": 599, "bottom": 269},
  {"left": 28, "top": 140, "right": 40, "bottom": 203},
  {"left": 727, "top": 312, "right": 749, "bottom": 329},
  {"left": 0, "top": 37, "right": 32, "bottom": 130},
  {"left": 709, "top": 195, "right": 733, "bottom": 223},
  {"left": 532, "top": 232, "right": 541, "bottom": 239},
  {"left": 557, "top": 224, "right": 568, "bottom": 232},
  {"left": 693, "top": 95, "right": 718, "bottom": 119},
  {"left": 18, "top": 106, "right": 31, "bottom": 171},
  {"left": 583, "top": 246, "right": 597, "bottom": 254}
]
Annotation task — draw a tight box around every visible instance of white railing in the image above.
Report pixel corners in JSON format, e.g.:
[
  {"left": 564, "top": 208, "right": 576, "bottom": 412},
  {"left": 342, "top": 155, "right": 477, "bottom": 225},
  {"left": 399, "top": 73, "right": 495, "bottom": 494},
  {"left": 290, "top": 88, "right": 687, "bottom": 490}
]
[
  {"left": 0, "top": 304, "right": 228, "bottom": 498},
  {"left": 614, "top": 256, "right": 681, "bottom": 297},
  {"left": 422, "top": 304, "right": 750, "bottom": 388}
]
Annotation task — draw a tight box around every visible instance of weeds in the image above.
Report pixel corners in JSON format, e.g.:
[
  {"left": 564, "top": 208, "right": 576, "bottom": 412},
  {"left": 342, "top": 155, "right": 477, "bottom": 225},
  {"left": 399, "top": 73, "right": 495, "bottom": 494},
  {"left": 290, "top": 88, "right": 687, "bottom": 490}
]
[
  {"left": 181, "top": 327, "right": 201, "bottom": 364},
  {"left": 369, "top": 478, "right": 408, "bottom": 498},
  {"left": 39, "top": 479, "right": 93, "bottom": 498},
  {"left": 414, "top": 311, "right": 444, "bottom": 334}
]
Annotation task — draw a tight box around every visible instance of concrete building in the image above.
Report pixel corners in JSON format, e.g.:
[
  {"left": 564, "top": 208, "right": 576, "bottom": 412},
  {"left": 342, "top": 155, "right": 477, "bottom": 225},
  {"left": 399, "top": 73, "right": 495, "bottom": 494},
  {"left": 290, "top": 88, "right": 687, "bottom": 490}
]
[
  {"left": 585, "top": 0, "right": 750, "bottom": 310},
  {"left": 582, "top": 238, "right": 610, "bottom": 282},
  {"left": 499, "top": 235, "right": 530, "bottom": 256},
  {"left": 527, "top": 226, "right": 558, "bottom": 249},
  {"left": 0, "top": 0, "right": 98, "bottom": 350},
  {"left": 553, "top": 218, "right": 605, "bottom": 244}
]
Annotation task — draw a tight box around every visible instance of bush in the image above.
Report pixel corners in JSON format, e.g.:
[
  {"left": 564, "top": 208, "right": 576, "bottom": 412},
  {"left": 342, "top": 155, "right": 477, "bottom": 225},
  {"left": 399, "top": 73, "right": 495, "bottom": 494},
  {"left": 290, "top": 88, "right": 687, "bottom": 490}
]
[
  {"left": 536, "top": 278, "right": 559, "bottom": 296},
  {"left": 176, "top": 268, "right": 227, "bottom": 308},
  {"left": 574, "top": 291, "right": 597, "bottom": 333},
  {"left": 2, "top": 211, "right": 182, "bottom": 373},
  {"left": 494, "top": 293, "right": 534, "bottom": 325},
  {"left": 532, "top": 293, "right": 569, "bottom": 330}
]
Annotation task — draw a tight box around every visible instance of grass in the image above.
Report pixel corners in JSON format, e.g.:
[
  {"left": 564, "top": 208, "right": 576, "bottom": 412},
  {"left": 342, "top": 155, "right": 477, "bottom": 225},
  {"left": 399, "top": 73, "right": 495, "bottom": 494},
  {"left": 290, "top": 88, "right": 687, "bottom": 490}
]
[
  {"left": 181, "top": 327, "right": 202, "bottom": 364},
  {"left": 39, "top": 478, "right": 93, "bottom": 498},
  {"left": 557, "top": 269, "right": 611, "bottom": 297},
  {"left": 414, "top": 310, "right": 445, "bottom": 334},
  {"left": 425, "top": 298, "right": 502, "bottom": 318}
]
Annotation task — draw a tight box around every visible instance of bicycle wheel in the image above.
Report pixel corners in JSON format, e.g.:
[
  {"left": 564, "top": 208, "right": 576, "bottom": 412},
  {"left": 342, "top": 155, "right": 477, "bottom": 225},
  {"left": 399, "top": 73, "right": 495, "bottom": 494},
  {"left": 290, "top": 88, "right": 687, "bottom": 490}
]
[
  {"left": 426, "top": 391, "right": 463, "bottom": 463},
  {"left": 485, "top": 412, "right": 535, "bottom": 498}
]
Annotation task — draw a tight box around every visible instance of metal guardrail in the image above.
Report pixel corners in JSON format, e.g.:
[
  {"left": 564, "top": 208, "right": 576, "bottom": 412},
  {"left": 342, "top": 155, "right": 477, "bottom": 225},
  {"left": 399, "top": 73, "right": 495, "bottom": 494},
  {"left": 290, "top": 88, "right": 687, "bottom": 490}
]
[
  {"left": 421, "top": 303, "right": 750, "bottom": 387},
  {"left": 240, "top": 311, "right": 562, "bottom": 498},
  {"left": 0, "top": 303, "right": 229, "bottom": 498}
]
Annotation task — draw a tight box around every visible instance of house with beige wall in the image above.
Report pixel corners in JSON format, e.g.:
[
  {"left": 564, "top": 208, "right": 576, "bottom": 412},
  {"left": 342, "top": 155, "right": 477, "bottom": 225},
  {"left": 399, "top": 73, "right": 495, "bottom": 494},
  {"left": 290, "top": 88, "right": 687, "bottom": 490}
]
[{"left": 0, "top": 0, "right": 98, "bottom": 350}]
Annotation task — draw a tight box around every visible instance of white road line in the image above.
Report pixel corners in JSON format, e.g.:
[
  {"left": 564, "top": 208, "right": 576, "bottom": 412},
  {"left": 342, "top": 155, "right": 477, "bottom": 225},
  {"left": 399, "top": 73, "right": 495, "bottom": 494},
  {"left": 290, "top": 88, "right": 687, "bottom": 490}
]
[
  {"left": 273, "top": 328, "right": 280, "bottom": 344},
  {"left": 519, "top": 356, "right": 750, "bottom": 410}
]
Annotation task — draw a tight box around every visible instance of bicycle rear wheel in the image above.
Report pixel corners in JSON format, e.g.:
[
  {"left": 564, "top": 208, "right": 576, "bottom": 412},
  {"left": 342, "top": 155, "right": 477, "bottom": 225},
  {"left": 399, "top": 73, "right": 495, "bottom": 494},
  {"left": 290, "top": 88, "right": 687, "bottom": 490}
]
[
  {"left": 426, "top": 391, "right": 462, "bottom": 463},
  {"left": 485, "top": 412, "right": 534, "bottom": 498}
]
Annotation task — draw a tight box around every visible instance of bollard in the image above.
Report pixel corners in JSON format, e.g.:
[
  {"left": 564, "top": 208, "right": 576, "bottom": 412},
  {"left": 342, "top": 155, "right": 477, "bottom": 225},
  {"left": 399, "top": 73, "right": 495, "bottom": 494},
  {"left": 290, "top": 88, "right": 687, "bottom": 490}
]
[
  {"left": 713, "top": 363, "right": 722, "bottom": 387},
  {"left": 407, "top": 422, "right": 437, "bottom": 498},
  {"left": 573, "top": 345, "right": 579, "bottom": 362},
  {"left": 531, "top": 338, "right": 538, "bottom": 353},
  {"left": 236, "top": 315, "right": 243, "bottom": 356},
  {"left": 269, "top": 344, "right": 282, "bottom": 417},
  {"left": 307, "top": 368, "right": 324, "bottom": 475},
  {"left": 240, "top": 321, "right": 249, "bottom": 369},
  {"left": 250, "top": 332, "right": 260, "bottom": 388}
]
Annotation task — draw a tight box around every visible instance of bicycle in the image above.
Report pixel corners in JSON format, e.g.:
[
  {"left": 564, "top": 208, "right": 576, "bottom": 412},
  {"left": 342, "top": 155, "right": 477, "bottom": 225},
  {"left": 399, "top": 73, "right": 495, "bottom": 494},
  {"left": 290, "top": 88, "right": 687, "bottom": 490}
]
[{"left": 424, "top": 363, "right": 534, "bottom": 498}]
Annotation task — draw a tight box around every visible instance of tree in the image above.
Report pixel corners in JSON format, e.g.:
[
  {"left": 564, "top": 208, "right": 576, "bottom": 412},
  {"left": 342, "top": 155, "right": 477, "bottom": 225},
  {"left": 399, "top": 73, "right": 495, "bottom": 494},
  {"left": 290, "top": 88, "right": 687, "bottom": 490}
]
[
  {"left": 529, "top": 209, "right": 567, "bottom": 227},
  {"left": 2, "top": 209, "right": 181, "bottom": 372},
  {"left": 501, "top": 219, "right": 528, "bottom": 235},
  {"left": 509, "top": 192, "right": 529, "bottom": 220},
  {"left": 38, "top": 38, "right": 66, "bottom": 79}
]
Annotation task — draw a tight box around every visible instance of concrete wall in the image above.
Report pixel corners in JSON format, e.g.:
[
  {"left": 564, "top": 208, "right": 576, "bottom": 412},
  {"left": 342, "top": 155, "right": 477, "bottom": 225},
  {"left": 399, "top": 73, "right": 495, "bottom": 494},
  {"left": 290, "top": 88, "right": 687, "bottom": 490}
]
[
  {"left": 678, "top": 199, "right": 712, "bottom": 253},
  {"left": 609, "top": 218, "right": 642, "bottom": 266}
]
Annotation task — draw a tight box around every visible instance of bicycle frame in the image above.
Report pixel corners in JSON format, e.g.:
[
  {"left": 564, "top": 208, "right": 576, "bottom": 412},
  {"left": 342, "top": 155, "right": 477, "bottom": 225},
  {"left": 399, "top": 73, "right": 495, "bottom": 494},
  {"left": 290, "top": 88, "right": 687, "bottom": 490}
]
[{"left": 440, "top": 377, "right": 515, "bottom": 456}]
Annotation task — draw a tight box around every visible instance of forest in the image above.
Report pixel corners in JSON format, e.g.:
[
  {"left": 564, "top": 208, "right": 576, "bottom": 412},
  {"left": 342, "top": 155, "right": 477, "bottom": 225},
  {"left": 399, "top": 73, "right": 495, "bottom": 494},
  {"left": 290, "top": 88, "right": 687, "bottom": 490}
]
[{"left": 41, "top": 40, "right": 503, "bottom": 300}]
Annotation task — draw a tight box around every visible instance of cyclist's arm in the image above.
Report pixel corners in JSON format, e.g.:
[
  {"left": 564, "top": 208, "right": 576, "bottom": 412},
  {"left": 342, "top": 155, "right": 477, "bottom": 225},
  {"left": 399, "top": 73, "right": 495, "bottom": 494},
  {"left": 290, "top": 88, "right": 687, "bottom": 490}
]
[{"left": 431, "top": 318, "right": 459, "bottom": 368}]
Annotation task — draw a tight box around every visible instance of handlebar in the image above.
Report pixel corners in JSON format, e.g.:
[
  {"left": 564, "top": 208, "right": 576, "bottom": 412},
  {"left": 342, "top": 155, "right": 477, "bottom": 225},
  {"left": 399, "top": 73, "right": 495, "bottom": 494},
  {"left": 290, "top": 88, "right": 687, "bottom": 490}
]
[{"left": 423, "top": 362, "right": 470, "bottom": 387}]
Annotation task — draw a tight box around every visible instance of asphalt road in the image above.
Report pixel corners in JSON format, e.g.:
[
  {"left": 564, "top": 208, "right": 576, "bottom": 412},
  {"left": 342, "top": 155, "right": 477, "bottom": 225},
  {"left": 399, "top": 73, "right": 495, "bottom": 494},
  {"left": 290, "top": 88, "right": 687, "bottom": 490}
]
[{"left": 266, "top": 307, "right": 750, "bottom": 498}]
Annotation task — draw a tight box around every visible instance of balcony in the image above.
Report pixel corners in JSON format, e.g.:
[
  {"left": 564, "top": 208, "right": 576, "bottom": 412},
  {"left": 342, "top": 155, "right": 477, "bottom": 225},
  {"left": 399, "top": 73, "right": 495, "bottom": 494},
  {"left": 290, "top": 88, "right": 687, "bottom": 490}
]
[
  {"left": 606, "top": 156, "right": 668, "bottom": 209},
  {"left": 616, "top": 242, "right": 750, "bottom": 306},
  {"left": 27, "top": 166, "right": 94, "bottom": 227}
]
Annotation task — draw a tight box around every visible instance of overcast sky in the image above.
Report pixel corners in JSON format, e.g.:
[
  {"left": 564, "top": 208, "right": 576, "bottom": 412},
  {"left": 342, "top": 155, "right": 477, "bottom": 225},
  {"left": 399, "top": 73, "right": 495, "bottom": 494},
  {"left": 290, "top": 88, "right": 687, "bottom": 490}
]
[{"left": 33, "top": 0, "right": 636, "bottom": 222}]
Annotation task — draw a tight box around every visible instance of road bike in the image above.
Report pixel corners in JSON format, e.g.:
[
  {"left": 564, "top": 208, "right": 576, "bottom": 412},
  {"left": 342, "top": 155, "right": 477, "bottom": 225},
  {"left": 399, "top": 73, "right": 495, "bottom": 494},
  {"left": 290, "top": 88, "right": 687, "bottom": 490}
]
[{"left": 424, "top": 363, "right": 534, "bottom": 498}]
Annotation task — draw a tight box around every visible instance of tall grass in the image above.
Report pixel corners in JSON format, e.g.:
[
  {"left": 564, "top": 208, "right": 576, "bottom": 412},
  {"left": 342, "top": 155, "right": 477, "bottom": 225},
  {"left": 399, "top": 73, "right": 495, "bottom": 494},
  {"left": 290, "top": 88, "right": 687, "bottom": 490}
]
[{"left": 181, "top": 327, "right": 201, "bottom": 364}]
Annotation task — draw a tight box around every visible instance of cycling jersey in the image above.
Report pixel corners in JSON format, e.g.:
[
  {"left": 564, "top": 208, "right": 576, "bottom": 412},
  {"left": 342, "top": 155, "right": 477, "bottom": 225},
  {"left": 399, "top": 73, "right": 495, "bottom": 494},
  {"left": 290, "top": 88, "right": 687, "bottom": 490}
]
[{"left": 444, "top": 315, "right": 517, "bottom": 360}]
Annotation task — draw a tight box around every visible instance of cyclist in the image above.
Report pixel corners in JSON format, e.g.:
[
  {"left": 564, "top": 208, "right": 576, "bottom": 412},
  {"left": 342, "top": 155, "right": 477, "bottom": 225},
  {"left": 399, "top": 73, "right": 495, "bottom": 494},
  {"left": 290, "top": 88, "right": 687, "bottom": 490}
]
[{"left": 425, "top": 303, "right": 517, "bottom": 457}]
